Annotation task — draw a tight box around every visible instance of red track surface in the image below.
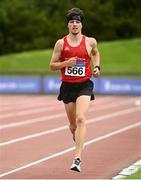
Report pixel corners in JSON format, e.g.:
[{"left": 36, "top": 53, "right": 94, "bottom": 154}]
[{"left": 0, "top": 95, "right": 141, "bottom": 179}]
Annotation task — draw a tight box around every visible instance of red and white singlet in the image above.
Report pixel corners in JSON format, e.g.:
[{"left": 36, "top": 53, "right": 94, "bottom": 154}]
[{"left": 60, "top": 35, "right": 92, "bottom": 83}]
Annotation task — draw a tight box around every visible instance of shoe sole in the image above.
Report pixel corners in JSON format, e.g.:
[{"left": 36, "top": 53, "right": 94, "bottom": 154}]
[{"left": 70, "top": 166, "right": 80, "bottom": 172}]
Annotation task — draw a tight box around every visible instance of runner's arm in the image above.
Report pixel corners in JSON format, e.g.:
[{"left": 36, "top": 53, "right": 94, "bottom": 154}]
[
  {"left": 50, "top": 40, "right": 77, "bottom": 71},
  {"left": 50, "top": 40, "right": 67, "bottom": 71},
  {"left": 90, "top": 38, "right": 100, "bottom": 77}
]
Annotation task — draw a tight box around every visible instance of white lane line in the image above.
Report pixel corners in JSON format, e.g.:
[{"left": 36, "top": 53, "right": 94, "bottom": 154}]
[
  {"left": 0, "top": 98, "right": 54, "bottom": 105},
  {"left": 0, "top": 99, "right": 59, "bottom": 113},
  {"left": 112, "top": 159, "right": 141, "bottom": 179},
  {"left": 0, "top": 97, "right": 136, "bottom": 119},
  {"left": 0, "top": 121, "right": 141, "bottom": 178},
  {"left": 0, "top": 106, "right": 140, "bottom": 146},
  {"left": 0, "top": 99, "right": 137, "bottom": 129},
  {"left": 0, "top": 113, "right": 66, "bottom": 129},
  {"left": 0, "top": 96, "right": 113, "bottom": 119},
  {"left": 0, "top": 95, "right": 108, "bottom": 107},
  {"left": 0, "top": 125, "right": 67, "bottom": 146},
  {"left": 89, "top": 98, "right": 135, "bottom": 112},
  {"left": 0, "top": 97, "right": 56, "bottom": 107},
  {"left": 0, "top": 105, "right": 63, "bottom": 119}
]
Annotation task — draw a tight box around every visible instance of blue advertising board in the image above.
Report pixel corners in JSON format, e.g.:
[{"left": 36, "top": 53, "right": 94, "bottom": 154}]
[
  {"left": 43, "top": 77, "right": 61, "bottom": 93},
  {"left": 0, "top": 76, "right": 141, "bottom": 94},
  {"left": 91, "top": 78, "right": 100, "bottom": 93},
  {"left": 0, "top": 77, "right": 41, "bottom": 93},
  {"left": 99, "top": 78, "right": 141, "bottom": 94}
]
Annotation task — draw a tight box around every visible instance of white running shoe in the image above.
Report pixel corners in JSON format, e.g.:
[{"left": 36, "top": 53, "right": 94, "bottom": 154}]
[{"left": 70, "top": 158, "right": 81, "bottom": 172}]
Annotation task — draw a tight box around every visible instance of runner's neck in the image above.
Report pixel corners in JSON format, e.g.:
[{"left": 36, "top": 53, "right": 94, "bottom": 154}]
[{"left": 67, "top": 34, "right": 83, "bottom": 47}]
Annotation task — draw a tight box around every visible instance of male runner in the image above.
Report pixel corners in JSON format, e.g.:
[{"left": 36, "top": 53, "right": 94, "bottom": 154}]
[{"left": 50, "top": 7, "right": 100, "bottom": 172}]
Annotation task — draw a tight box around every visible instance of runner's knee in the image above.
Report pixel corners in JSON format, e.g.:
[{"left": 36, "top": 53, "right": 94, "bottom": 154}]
[
  {"left": 69, "top": 124, "right": 76, "bottom": 133},
  {"left": 76, "top": 115, "right": 85, "bottom": 125}
]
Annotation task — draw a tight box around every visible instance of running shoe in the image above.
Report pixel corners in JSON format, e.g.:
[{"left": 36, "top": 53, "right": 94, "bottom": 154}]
[{"left": 70, "top": 158, "right": 81, "bottom": 172}]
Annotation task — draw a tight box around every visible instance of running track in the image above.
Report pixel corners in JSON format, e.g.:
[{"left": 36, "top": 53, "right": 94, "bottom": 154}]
[{"left": 0, "top": 95, "right": 141, "bottom": 179}]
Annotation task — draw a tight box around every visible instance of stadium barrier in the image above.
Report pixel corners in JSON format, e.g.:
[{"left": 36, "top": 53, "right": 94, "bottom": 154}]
[{"left": 0, "top": 71, "right": 141, "bottom": 94}]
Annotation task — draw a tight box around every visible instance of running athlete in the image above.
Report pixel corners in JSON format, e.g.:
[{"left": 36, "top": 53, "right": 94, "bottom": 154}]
[{"left": 50, "top": 7, "right": 100, "bottom": 172}]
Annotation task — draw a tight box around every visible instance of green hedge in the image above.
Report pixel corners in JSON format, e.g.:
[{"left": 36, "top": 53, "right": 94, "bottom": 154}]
[{"left": 0, "top": 0, "right": 141, "bottom": 55}]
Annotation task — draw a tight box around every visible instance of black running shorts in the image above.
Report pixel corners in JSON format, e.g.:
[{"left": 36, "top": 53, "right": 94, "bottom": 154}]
[{"left": 57, "top": 79, "right": 95, "bottom": 104}]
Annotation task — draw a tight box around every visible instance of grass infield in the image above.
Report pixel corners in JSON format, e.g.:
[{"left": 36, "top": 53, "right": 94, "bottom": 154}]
[{"left": 124, "top": 168, "right": 141, "bottom": 179}]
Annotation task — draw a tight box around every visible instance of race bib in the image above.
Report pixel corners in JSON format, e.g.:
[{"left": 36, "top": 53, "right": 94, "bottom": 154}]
[{"left": 65, "top": 61, "right": 85, "bottom": 77}]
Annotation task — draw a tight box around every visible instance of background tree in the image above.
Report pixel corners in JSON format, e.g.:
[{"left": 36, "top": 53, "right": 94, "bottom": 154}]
[{"left": 0, "top": 0, "right": 141, "bottom": 55}]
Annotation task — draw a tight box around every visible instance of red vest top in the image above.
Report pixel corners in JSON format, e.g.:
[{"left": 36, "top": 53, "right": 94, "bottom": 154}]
[{"left": 60, "top": 35, "right": 92, "bottom": 83}]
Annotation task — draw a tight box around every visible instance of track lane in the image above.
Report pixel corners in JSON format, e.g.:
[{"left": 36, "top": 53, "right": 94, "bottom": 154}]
[
  {"left": 0, "top": 95, "right": 141, "bottom": 179},
  {"left": 0, "top": 108, "right": 140, "bottom": 177},
  {"left": 1, "top": 98, "right": 140, "bottom": 142},
  {"left": 1, "top": 106, "right": 140, "bottom": 146},
  {"left": 0, "top": 96, "right": 139, "bottom": 137},
  {"left": 0, "top": 123, "right": 140, "bottom": 178}
]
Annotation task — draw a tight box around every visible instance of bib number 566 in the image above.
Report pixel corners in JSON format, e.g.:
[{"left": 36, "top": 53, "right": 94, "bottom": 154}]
[{"left": 65, "top": 66, "right": 85, "bottom": 76}]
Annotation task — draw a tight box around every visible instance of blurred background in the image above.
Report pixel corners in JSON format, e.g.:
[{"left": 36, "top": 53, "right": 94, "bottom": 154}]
[{"left": 0, "top": 0, "right": 141, "bottom": 94}]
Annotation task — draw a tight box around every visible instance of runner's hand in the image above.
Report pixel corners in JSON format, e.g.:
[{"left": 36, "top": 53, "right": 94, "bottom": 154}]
[
  {"left": 66, "top": 57, "right": 77, "bottom": 67},
  {"left": 93, "top": 67, "right": 100, "bottom": 78}
]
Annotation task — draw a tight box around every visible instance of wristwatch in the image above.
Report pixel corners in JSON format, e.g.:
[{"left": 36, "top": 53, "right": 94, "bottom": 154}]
[{"left": 94, "top": 65, "right": 100, "bottom": 71}]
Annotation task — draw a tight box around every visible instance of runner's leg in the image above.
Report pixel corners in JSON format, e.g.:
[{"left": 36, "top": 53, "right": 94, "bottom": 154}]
[
  {"left": 75, "top": 95, "right": 91, "bottom": 159},
  {"left": 64, "top": 102, "right": 76, "bottom": 140}
]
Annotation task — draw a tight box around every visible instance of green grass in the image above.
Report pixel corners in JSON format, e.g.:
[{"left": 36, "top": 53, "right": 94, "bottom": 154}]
[
  {"left": 99, "top": 38, "right": 141, "bottom": 72},
  {"left": 0, "top": 49, "right": 53, "bottom": 72},
  {"left": 124, "top": 168, "right": 141, "bottom": 179},
  {"left": 0, "top": 38, "right": 141, "bottom": 73}
]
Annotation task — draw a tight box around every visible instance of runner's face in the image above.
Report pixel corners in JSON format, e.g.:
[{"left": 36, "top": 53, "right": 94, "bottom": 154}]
[{"left": 68, "top": 20, "right": 82, "bottom": 35}]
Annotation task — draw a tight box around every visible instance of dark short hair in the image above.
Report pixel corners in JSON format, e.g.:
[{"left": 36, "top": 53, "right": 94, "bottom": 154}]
[{"left": 66, "top": 8, "right": 84, "bottom": 24}]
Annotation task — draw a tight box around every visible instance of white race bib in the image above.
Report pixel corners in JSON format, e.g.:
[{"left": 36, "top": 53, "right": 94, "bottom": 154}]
[{"left": 65, "top": 61, "right": 85, "bottom": 77}]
